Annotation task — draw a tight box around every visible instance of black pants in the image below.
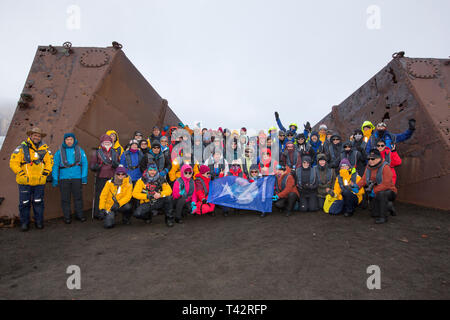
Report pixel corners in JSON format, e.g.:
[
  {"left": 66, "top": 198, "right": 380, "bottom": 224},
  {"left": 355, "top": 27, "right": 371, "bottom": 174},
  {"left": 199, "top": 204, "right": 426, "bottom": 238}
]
[
  {"left": 274, "top": 192, "right": 299, "bottom": 212},
  {"left": 59, "top": 179, "right": 83, "bottom": 220},
  {"left": 103, "top": 203, "right": 133, "bottom": 228},
  {"left": 173, "top": 196, "right": 191, "bottom": 219},
  {"left": 317, "top": 197, "right": 326, "bottom": 210},
  {"left": 134, "top": 196, "right": 174, "bottom": 222},
  {"left": 93, "top": 177, "right": 109, "bottom": 218},
  {"left": 341, "top": 189, "right": 358, "bottom": 214},
  {"left": 372, "top": 190, "right": 396, "bottom": 218},
  {"left": 299, "top": 193, "right": 319, "bottom": 212}
]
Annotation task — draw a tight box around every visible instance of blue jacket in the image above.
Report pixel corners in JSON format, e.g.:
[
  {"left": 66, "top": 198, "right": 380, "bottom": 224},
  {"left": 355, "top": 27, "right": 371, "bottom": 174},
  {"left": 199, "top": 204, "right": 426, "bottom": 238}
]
[
  {"left": 275, "top": 117, "right": 298, "bottom": 134},
  {"left": 120, "top": 150, "right": 143, "bottom": 182},
  {"left": 366, "top": 128, "right": 414, "bottom": 154},
  {"left": 52, "top": 133, "right": 88, "bottom": 185}
]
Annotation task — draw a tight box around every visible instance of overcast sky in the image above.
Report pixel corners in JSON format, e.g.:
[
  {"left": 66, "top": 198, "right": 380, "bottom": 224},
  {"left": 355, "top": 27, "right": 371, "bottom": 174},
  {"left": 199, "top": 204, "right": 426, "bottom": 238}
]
[{"left": 0, "top": 0, "right": 449, "bottom": 133}]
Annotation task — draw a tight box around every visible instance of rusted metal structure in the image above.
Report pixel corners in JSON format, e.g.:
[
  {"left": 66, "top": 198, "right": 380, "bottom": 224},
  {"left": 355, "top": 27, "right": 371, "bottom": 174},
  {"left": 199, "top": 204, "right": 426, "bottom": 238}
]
[
  {"left": 314, "top": 52, "right": 450, "bottom": 210},
  {"left": 0, "top": 42, "right": 180, "bottom": 222}
]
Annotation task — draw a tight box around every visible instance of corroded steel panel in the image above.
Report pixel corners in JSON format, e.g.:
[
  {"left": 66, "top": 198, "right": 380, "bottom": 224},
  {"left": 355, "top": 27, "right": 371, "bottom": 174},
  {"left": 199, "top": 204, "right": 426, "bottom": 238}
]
[
  {"left": 314, "top": 55, "right": 450, "bottom": 210},
  {"left": 0, "top": 43, "right": 180, "bottom": 222}
]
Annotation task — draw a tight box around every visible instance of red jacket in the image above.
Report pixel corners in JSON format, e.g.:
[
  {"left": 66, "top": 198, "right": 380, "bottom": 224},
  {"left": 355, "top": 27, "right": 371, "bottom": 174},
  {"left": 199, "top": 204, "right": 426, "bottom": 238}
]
[
  {"left": 357, "top": 162, "right": 397, "bottom": 194},
  {"left": 380, "top": 147, "right": 401, "bottom": 184},
  {"left": 193, "top": 173, "right": 215, "bottom": 215},
  {"left": 275, "top": 167, "right": 299, "bottom": 198}
]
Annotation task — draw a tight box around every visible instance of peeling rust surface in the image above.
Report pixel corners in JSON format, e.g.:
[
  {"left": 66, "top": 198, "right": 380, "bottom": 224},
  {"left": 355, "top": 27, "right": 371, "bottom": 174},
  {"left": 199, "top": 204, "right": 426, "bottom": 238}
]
[
  {"left": 0, "top": 44, "right": 180, "bottom": 220},
  {"left": 314, "top": 55, "right": 450, "bottom": 210}
]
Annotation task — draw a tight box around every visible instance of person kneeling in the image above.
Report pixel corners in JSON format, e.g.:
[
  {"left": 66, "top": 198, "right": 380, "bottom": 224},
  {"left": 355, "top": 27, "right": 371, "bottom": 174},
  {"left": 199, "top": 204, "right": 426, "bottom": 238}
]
[
  {"left": 357, "top": 149, "right": 397, "bottom": 224},
  {"left": 328, "top": 159, "right": 364, "bottom": 216},
  {"left": 132, "top": 163, "right": 174, "bottom": 227},
  {"left": 172, "top": 164, "right": 197, "bottom": 224},
  {"left": 98, "top": 166, "right": 133, "bottom": 229},
  {"left": 272, "top": 165, "right": 299, "bottom": 217}
]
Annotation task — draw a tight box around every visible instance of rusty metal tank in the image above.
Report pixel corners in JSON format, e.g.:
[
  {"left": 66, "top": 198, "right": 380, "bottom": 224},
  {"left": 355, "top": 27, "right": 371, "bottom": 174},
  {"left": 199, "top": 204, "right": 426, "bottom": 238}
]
[
  {"left": 314, "top": 52, "right": 450, "bottom": 211},
  {"left": 0, "top": 42, "right": 180, "bottom": 222}
]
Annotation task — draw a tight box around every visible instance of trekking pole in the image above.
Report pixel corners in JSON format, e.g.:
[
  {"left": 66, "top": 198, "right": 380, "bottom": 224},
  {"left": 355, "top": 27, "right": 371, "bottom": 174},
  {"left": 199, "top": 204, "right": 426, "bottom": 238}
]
[{"left": 91, "top": 174, "right": 97, "bottom": 221}]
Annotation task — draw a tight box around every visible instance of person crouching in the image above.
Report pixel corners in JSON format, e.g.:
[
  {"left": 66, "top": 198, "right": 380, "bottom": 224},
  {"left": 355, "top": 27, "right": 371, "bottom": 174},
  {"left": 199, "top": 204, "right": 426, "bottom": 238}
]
[
  {"left": 271, "top": 165, "right": 299, "bottom": 218},
  {"left": 171, "top": 164, "right": 197, "bottom": 224},
  {"left": 98, "top": 166, "right": 133, "bottom": 228},
  {"left": 132, "top": 163, "right": 174, "bottom": 227},
  {"left": 192, "top": 165, "right": 215, "bottom": 216}
]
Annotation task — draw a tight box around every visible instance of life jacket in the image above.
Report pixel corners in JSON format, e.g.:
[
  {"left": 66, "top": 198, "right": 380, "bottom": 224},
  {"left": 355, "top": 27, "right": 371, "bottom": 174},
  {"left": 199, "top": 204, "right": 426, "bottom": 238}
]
[
  {"left": 337, "top": 171, "right": 358, "bottom": 191},
  {"left": 59, "top": 145, "right": 81, "bottom": 168},
  {"left": 97, "top": 148, "right": 119, "bottom": 167},
  {"left": 124, "top": 150, "right": 144, "bottom": 170},
  {"left": 142, "top": 175, "right": 164, "bottom": 198},
  {"left": 296, "top": 167, "right": 317, "bottom": 186},
  {"left": 317, "top": 166, "right": 333, "bottom": 185},
  {"left": 209, "top": 163, "right": 225, "bottom": 179},
  {"left": 365, "top": 162, "right": 389, "bottom": 185},
  {"left": 146, "top": 152, "right": 166, "bottom": 171},
  {"left": 176, "top": 177, "right": 195, "bottom": 198},
  {"left": 328, "top": 143, "right": 341, "bottom": 160},
  {"left": 283, "top": 149, "right": 300, "bottom": 168},
  {"left": 275, "top": 174, "right": 290, "bottom": 193},
  {"left": 21, "top": 142, "right": 48, "bottom": 165},
  {"left": 196, "top": 177, "right": 209, "bottom": 197}
]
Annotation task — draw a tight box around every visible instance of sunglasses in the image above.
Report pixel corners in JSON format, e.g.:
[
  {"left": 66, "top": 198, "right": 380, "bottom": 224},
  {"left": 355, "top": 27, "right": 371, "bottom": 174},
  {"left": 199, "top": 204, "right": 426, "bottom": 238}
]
[
  {"left": 152, "top": 146, "right": 161, "bottom": 149},
  {"left": 331, "top": 138, "right": 340, "bottom": 141},
  {"left": 250, "top": 170, "right": 259, "bottom": 173},
  {"left": 368, "top": 157, "right": 377, "bottom": 161},
  {"left": 344, "top": 145, "right": 351, "bottom": 148},
  {"left": 377, "top": 144, "right": 385, "bottom": 147},
  {"left": 184, "top": 171, "right": 193, "bottom": 175},
  {"left": 116, "top": 173, "right": 126, "bottom": 176}
]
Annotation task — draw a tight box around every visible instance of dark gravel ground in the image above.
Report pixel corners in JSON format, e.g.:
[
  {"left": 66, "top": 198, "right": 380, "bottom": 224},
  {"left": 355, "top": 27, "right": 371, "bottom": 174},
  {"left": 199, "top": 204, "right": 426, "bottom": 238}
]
[{"left": 0, "top": 202, "right": 449, "bottom": 300}]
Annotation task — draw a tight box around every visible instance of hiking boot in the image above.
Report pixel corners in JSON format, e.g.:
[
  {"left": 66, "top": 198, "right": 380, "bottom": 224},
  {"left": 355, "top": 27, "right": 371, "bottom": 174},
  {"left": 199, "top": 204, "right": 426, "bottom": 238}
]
[
  {"left": 387, "top": 201, "right": 397, "bottom": 216},
  {"left": 344, "top": 212, "right": 353, "bottom": 217},
  {"left": 145, "top": 219, "right": 152, "bottom": 224},
  {"left": 175, "top": 218, "right": 184, "bottom": 224},
  {"left": 75, "top": 216, "right": 86, "bottom": 222},
  {"left": 375, "top": 217, "right": 387, "bottom": 224},
  {"left": 260, "top": 212, "right": 267, "bottom": 218},
  {"left": 21, "top": 223, "right": 29, "bottom": 232},
  {"left": 64, "top": 218, "right": 72, "bottom": 224},
  {"left": 166, "top": 219, "right": 174, "bottom": 227},
  {"left": 285, "top": 211, "right": 292, "bottom": 217},
  {"left": 35, "top": 222, "right": 44, "bottom": 230}
]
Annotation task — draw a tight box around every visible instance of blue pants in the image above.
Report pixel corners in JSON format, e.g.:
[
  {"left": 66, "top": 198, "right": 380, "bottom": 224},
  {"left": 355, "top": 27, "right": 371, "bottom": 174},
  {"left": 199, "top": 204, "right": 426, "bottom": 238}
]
[{"left": 18, "top": 184, "right": 45, "bottom": 225}]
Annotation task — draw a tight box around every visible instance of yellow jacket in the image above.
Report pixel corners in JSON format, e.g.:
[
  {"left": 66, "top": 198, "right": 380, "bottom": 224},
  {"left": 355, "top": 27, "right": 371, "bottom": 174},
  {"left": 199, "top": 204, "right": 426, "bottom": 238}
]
[
  {"left": 169, "top": 160, "right": 199, "bottom": 182},
  {"left": 132, "top": 178, "right": 172, "bottom": 204},
  {"left": 9, "top": 138, "right": 53, "bottom": 186},
  {"left": 106, "top": 130, "right": 124, "bottom": 157},
  {"left": 99, "top": 176, "right": 133, "bottom": 211},
  {"left": 332, "top": 169, "right": 365, "bottom": 203}
]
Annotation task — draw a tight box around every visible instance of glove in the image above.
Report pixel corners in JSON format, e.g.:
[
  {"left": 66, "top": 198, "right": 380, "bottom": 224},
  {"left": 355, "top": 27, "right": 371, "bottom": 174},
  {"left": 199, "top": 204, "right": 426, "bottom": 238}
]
[
  {"left": 408, "top": 119, "right": 416, "bottom": 131},
  {"left": 179, "top": 188, "right": 185, "bottom": 196},
  {"left": 82, "top": 177, "right": 87, "bottom": 184},
  {"left": 202, "top": 198, "right": 207, "bottom": 204},
  {"left": 178, "top": 122, "right": 185, "bottom": 128},
  {"left": 18, "top": 170, "right": 26, "bottom": 177},
  {"left": 163, "top": 126, "right": 169, "bottom": 132},
  {"left": 42, "top": 171, "right": 49, "bottom": 176},
  {"left": 191, "top": 202, "right": 197, "bottom": 213},
  {"left": 391, "top": 144, "right": 397, "bottom": 152},
  {"left": 275, "top": 111, "right": 279, "bottom": 119},
  {"left": 351, "top": 186, "right": 359, "bottom": 194},
  {"left": 304, "top": 121, "right": 311, "bottom": 132},
  {"left": 272, "top": 195, "right": 279, "bottom": 202},
  {"left": 328, "top": 190, "right": 336, "bottom": 197},
  {"left": 370, "top": 190, "right": 375, "bottom": 198},
  {"left": 110, "top": 202, "right": 120, "bottom": 212}
]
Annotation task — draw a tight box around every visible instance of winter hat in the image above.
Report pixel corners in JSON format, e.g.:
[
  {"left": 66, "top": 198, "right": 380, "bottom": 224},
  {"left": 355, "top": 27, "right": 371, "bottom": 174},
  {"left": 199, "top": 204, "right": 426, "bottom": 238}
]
[
  {"left": 343, "top": 141, "right": 352, "bottom": 148},
  {"left": 302, "top": 156, "right": 312, "bottom": 164},
  {"left": 339, "top": 158, "right": 351, "bottom": 168},
  {"left": 319, "top": 124, "right": 328, "bottom": 131},
  {"left": 310, "top": 131, "right": 319, "bottom": 138},
  {"left": 160, "top": 136, "right": 168, "bottom": 142},
  {"left": 151, "top": 141, "right": 161, "bottom": 148},
  {"left": 286, "top": 130, "right": 295, "bottom": 136},
  {"left": 296, "top": 133, "right": 306, "bottom": 140},
  {"left": 199, "top": 165, "right": 210, "bottom": 175},
  {"left": 278, "top": 130, "right": 286, "bottom": 136},
  {"left": 100, "top": 134, "right": 113, "bottom": 143},
  {"left": 368, "top": 148, "right": 382, "bottom": 159},
  {"left": 134, "top": 131, "right": 144, "bottom": 137},
  {"left": 115, "top": 165, "right": 128, "bottom": 175},
  {"left": 129, "top": 139, "right": 139, "bottom": 147},
  {"left": 139, "top": 139, "right": 148, "bottom": 147},
  {"left": 147, "top": 162, "right": 158, "bottom": 171},
  {"left": 249, "top": 164, "right": 260, "bottom": 172},
  {"left": 241, "top": 127, "right": 247, "bottom": 133},
  {"left": 326, "top": 129, "right": 334, "bottom": 136},
  {"left": 317, "top": 153, "right": 327, "bottom": 161}
]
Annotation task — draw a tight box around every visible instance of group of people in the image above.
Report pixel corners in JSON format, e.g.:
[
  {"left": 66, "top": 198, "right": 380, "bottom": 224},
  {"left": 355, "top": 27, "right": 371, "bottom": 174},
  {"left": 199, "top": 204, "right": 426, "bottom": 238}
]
[{"left": 9, "top": 111, "right": 416, "bottom": 231}]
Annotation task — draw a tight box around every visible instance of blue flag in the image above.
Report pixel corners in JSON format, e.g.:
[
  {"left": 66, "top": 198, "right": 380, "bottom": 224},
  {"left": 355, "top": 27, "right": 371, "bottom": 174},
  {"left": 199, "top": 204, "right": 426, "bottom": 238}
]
[{"left": 208, "top": 175, "right": 276, "bottom": 213}]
